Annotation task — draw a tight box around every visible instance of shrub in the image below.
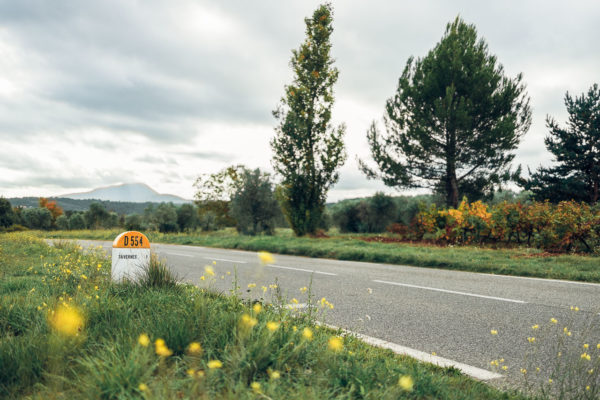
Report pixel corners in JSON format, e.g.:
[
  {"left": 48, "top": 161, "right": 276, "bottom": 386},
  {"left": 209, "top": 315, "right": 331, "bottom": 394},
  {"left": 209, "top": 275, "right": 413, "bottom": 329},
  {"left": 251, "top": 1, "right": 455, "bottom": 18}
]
[
  {"left": 0, "top": 198, "right": 15, "bottom": 228},
  {"left": 69, "top": 213, "right": 87, "bottom": 230},
  {"left": 56, "top": 215, "right": 69, "bottom": 230},
  {"left": 21, "top": 208, "right": 52, "bottom": 230},
  {"left": 124, "top": 214, "right": 143, "bottom": 231}
]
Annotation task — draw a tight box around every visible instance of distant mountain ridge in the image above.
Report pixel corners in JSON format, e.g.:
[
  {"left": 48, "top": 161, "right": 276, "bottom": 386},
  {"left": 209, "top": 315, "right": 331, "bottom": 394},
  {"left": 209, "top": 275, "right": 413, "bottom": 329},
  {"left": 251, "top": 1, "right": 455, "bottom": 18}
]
[{"left": 58, "top": 183, "right": 190, "bottom": 204}]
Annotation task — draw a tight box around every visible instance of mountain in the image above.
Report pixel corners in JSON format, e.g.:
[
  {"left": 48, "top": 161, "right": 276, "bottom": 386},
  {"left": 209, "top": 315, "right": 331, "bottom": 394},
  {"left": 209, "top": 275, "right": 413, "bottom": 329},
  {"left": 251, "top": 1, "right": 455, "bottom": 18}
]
[{"left": 57, "top": 183, "right": 190, "bottom": 204}]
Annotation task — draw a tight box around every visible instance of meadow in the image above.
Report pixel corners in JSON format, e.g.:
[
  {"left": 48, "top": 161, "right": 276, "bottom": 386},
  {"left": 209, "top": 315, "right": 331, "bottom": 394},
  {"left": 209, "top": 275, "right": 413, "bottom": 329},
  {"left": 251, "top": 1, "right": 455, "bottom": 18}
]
[
  {"left": 42, "top": 228, "right": 600, "bottom": 283},
  {"left": 0, "top": 232, "right": 529, "bottom": 399}
]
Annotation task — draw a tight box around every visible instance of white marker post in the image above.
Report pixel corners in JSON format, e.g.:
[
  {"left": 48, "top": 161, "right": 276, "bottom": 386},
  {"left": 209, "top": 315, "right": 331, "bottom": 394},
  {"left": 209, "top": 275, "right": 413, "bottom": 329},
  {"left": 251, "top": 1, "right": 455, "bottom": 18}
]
[{"left": 111, "top": 231, "right": 151, "bottom": 282}]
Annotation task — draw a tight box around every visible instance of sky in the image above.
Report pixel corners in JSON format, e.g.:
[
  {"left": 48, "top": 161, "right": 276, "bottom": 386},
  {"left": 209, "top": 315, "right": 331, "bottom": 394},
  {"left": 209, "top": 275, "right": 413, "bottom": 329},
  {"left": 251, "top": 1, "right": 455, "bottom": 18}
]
[{"left": 1, "top": 0, "right": 598, "bottom": 201}]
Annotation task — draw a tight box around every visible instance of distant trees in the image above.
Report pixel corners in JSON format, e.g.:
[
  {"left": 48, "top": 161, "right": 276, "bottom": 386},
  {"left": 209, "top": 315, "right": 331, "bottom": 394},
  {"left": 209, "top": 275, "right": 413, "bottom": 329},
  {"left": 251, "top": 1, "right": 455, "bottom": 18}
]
[
  {"left": 332, "top": 192, "right": 397, "bottom": 233},
  {"left": 21, "top": 207, "right": 52, "bottom": 230},
  {"left": 0, "top": 198, "right": 15, "bottom": 228},
  {"left": 230, "top": 169, "right": 280, "bottom": 235},
  {"left": 523, "top": 84, "right": 600, "bottom": 203},
  {"left": 271, "top": 3, "right": 346, "bottom": 236},
  {"left": 177, "top": 204, "right": 199, "bottom": 232},
  {"left": 360, "top": 16, "right": 531, "bottom": 207},
  {"left": 193, "top": 165, "right": 244, "bottom": 229}
]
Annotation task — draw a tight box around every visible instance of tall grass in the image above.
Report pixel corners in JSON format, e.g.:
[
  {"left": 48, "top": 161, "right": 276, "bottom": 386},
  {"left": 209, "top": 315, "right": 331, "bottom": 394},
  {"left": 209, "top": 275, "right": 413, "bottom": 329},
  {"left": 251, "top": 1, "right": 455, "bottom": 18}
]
[{"left": 0, "top": 232, "right": 525, "bottom": 399}]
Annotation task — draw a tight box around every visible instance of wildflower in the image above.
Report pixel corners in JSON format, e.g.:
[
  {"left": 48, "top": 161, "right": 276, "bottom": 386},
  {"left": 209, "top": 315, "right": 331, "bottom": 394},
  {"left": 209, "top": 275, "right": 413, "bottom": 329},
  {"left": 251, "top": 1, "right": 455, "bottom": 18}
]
[
  {"left": 240, "top": 313, "right": 258, "bottom": 328},
  {"left": 328, "top": 336, "right": 343, "bottom": 352},
  {"left": 398, "top": 375, "right": 414, "bottom": 391},
  {"left": 204, "top": 266, "right": 215, "bottom": 276},
  {"left": 269, "top": 369, "right": 281, "bottom": 380},
  {"left": 138, "top": 333, "right": 150, "bottom": 347},
  {"left": 502, "top": 366, "right": 508, "bottom": 371},
  {"left": 138, "top": 383, "right": 148, "bottom": 391},
  {"left": 49, "top": 305, "right": 84, "bottom": 336},
  {"left": 521, "top": 368, "right": 527, "bottom": 375},
  {"left": 532, "top": 324, "right": 539, "bottom": 330},
  {"left": 200, "top": 276, "right": 205, "bottom": 281},
  {"left": 188, "top": 342, "right": 202, "bottom": 354},
  {"left": 253, "top": 303, "right": 262, "bottom": 314},
  {"left": 589, "top": 369, "right": 594, "bottom": 374},
  {"left": 207, "top": 360, "right": 223, "bottom": 369},
  {"left": 300, "top": 286, "right": 308, "bottom": 293},
  {"left": 247, "top": 283, "right": 256, "bottom": 289},
  {"left": 262, "top": 286, "right": 267, "bottom": 293},
  {"left": 213, "top": 261, "right": 217, "bottom": 265},
  {"left": 490, "top": 329, "right": 498, "bottom": 335},
  {"left": 187, "top": 368, "right": 196, "bottom": 376},
  {"left": 431, "top": 352, "right": 437, "bottom": 356},
  {"left": 30, "top": 288, "right": 35, "bottom": 293},
  {"left": 258, "top": 251, "right": 274, "bottom": 265},
  {"left": 490, "top": 360, "right": 499, "bottom": 367},
  {"left": 583, "top": 343, "right": 589, "bottom": 349},
  {"left": 196, "top": 370, "right": 205, "bottom": 377},
  {"left": 302, "top": 327, "right": 313, "bottom": 340},
  {"left": 548, "top": 379, "right": 553, "bottom": 384},
  {"left": 570, "top": 306, "right": 580, "bottom": 312},
  {"left": 226, "top": 271, "right": 231, "bottom": 275},
  {"left": 250, "top": 382, "right": 261, "bottom": 393},
  {"left": 581, "top": 353, "right": 591, "bottom": 361},
  {"left": 527, "top": 337, "right": 536, "bottom": 343},
  {"left": 550, "top": 318, "right": 557, "bottom": 324},
  {"left": 80, "top": 274, "right": 88, "bottom": 280},
  {"left": 155, "top": 339, "right": 173, "bottom": 357},
  {"left": 94, "top": 285, "right": 99, "bottom": 291},
  {"left": 597, "top": 343, "right": 600, "bottom": 349},
  {"left": 267, "top": 321, "right": 280, "bottom": 332},
  {"left": 291, "top": 298, "right": 299, "bottom": 304},
  {"left": 269, "top": 284, "right": 278, "bottom": 289},
  {"left": 586, "top": 386, "right": 590, "bottom": 391}
]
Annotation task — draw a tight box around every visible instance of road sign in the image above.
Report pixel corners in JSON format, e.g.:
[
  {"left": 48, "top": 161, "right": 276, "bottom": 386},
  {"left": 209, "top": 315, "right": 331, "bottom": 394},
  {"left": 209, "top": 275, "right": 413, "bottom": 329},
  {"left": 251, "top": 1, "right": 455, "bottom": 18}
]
[{"left": 111, "top": 231, "right": 150, "bottom": 282}]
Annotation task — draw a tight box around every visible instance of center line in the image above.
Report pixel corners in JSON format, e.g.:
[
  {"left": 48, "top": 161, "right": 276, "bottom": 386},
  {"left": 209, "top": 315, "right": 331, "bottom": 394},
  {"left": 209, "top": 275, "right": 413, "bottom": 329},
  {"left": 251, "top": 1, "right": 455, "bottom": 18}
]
[
  {"left": 268, "top": 264, "right": 337, "bottom": 276},
  {"left": 204, "top": 257, "right": 247, "bottom": 264},
  {"left": 372, "top": 280, "right": 526, "bottom": 304}
]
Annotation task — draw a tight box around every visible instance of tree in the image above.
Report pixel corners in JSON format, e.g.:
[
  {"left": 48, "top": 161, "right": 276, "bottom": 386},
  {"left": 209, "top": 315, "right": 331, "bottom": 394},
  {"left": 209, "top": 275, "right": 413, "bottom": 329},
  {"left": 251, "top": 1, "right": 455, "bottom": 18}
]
[
  {"left": 125, "top": 214, "right": 143, "bottom": 231},
  {"left": 193, "top": 165, "right": 245, "bottom": 229},
  {"left": 229, "top": 169, "right": 280, "bottom": 235},
  {"left": 360, "top": 17, "right": 531, "bottom": 208},
  {"left": 85, "top": 203, "right": 110, "bottom": 229},
  {"left": 69, "top": 213, "right": 86, "bottom": 230},
  {"left": 21, "top": 208, "right": 52, "bottom": 230},
  {"left": 0, "top": 198, "right": 15, "bottom": 228},
  {"left": 39, "top": 197, "right": 63, "bottom": 223},
  {"left": 154, "top": 203, "right": 178, "bottom": 233},
  {"left": 56, "top": 215, "right": 69, "bottom": 230},
  {"left": 523, "top": 84, "right": 600, "bottom": 203},
  {"left": 271, "top": 3, "right": 346, "bottom": 236},
  {"left": 177, "top": 204, "right": 199, "bottom": 232}
]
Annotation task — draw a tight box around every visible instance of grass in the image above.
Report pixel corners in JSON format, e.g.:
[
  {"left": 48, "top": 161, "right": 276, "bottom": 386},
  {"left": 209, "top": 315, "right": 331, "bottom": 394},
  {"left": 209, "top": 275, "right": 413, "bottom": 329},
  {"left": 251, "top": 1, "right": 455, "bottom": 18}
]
[
  {"left": 0, "top": 231, "right": 527, "bottom": 399},
  {"left": 42, "top": 228, "right": 600, "bottom": 283}
]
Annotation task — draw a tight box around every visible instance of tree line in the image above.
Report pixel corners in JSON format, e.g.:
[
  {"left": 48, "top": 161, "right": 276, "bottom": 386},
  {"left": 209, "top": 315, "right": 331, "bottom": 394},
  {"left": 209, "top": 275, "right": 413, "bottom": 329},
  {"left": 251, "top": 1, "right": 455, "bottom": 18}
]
[{"left": 268, "top": 4, "right": 599, "bottom": 237}]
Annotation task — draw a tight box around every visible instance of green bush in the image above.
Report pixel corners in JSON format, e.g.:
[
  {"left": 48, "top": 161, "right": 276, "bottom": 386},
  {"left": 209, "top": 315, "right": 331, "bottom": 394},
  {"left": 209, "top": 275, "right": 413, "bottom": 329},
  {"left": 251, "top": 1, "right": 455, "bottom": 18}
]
[{"left": 21, "top": 208, "right": 52, "bottom": 230}]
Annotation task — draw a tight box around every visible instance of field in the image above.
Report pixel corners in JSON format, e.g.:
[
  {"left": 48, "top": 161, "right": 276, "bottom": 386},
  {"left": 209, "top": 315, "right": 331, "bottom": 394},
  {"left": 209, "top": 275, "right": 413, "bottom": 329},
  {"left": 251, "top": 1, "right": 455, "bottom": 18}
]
[
  {"left": 42, "top": 229, "right": 600, "bottom": 283},
  {"left": 0, "top": 231, "right": 531, "bottom": 399}
]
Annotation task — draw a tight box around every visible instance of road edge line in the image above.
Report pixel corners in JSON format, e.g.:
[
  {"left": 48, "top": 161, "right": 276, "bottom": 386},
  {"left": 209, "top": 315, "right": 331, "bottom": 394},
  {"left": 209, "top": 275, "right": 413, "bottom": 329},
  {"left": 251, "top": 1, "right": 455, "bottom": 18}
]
[{"left": 322, "top": 323, "right": 503, "bottom": 381}]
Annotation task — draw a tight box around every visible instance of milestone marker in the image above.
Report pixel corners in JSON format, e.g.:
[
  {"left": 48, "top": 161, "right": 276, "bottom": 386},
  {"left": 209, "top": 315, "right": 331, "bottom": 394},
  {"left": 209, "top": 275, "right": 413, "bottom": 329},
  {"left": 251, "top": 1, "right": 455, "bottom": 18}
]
[{"left": 111, "top": 231, "right": 150, "bottom": 282}]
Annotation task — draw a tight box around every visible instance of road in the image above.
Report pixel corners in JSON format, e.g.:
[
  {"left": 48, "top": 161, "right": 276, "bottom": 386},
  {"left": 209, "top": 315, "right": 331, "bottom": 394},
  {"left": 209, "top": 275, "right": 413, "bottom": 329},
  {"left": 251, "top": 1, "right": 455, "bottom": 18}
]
[{"left": 77, "top": 240, "right": 600, "bottom": 388}]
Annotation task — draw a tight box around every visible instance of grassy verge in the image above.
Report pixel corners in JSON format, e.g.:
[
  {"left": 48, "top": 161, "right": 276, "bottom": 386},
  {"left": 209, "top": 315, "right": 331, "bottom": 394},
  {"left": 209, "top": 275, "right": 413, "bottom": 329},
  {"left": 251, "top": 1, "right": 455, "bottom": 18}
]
[
  {"left": 41, "top": 229, "right": 600, "bottom": 283},
  {"left": 0, "top": 232, "right": 524, "bottom": 399}
]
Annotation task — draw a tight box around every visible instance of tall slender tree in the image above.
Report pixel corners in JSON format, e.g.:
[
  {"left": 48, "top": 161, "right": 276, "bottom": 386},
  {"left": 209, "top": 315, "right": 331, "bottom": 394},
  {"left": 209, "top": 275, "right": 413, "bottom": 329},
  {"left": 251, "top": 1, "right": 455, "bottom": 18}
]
[
  {"left": 360, "top": 17, "right": 531, "bottom": 207},
  {"left": 271, "top": 3, "right": 346, "bottom": 236},
  {"left": 523, "top": 84, "right": 600, "bottom": 203}
]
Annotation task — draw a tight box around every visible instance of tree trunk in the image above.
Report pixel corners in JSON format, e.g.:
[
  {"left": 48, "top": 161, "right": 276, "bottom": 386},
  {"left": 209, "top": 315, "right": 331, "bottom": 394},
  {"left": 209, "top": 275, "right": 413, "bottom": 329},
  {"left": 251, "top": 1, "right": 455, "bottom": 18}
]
[
  {"left": 591, "top": 174, "right": 599, "bottom": 203},
  {"left": 445, "top": 164, "right": 459, "bottom": 208}
]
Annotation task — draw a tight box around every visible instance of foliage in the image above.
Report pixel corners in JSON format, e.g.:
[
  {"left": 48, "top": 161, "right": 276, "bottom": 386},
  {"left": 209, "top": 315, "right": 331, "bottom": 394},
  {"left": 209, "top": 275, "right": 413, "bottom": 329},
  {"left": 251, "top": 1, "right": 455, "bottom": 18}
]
[
  {"left": 271, "top": 3, "right": 346, "bottom": 236},
  {"left": 176, "top": 204, "right": 199, "bottom": 232},
  {"left": 413, "top": 199, "right": 600, "bottom": 253},
  {"left": 84, "top": 203, "right": 111, "bottom": 229},
  {"left": 153, "top": 203, "right": 179, "bottom": 233},
  {"left": 39, "top": 197, "right": 64, "bottom": 223},
  {"left": 0, "top": 197, "right": 15, "bottom": 228},
  {"left": 193, "top": 165, "right": 245, "bottom": 229},
  {"left": 360, "top": 16, "right": 531, "bottom": 207},
  {"left": 523, "top": 83, "right": 600, "bottom": 203},
  {"left": 7, "top": 197, "right": 171, "bottom": 215},
  {"left": 124, "top": 214, "right": 143, "bottom": 231},
  {"left": 69, "top": 213, "right": 87, "bottom": 230},
  {"left": 56, "top": 214, "right": 70, "bottom": 230},
  {"left": 21, "top": 207, "right": 52, "bottom": 230},
  {"left": 332, "top": 193, "right": 399, "bottom": 233},
  {"left": 229, "top": 169, "right": 280, "bottom": 235}
]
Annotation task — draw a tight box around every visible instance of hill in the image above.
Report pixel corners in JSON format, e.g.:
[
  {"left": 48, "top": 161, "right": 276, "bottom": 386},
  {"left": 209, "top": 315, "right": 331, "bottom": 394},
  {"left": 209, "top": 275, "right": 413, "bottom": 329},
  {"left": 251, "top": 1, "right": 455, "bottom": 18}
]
[{"left": 58, "top": 183, "right": 190, "bottom": 203}]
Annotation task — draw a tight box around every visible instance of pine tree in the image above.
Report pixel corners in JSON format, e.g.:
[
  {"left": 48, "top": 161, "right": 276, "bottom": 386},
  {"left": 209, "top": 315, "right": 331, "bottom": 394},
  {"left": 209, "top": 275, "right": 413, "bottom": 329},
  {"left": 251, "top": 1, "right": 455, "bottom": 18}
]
[
  {"left": 360, "top": 17, "right": 531, "bottom": 207},
  {"left": 524, "top": 84, "right": 600, "bottom": 203},
  {"left": 271, "top": 3, "right": 346, "bottom": 236}
]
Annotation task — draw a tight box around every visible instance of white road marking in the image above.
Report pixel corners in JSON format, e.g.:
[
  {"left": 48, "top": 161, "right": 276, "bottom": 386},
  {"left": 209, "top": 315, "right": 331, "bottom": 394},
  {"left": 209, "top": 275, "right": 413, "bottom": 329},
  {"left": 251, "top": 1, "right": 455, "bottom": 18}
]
[
  {"left": 286, "top": 303, "right": 308, "bottom": 309},
  {"left": 373, "top": 279, "right": 526, "bottom": 304},
  {"left": 205, "top": 257, "right": 248, "bottom": 264},
  {"left": 267, "top": 264, "right": 337, "bottom": 276},
  {"left": 165, "top": 252, "right": 194, "bottom": 258},
  {"left": 323, "top": 323, "right": 503, "bottom": 381},
  {"left": 489, "top": 273, "right": 600, "bottom": 287}
]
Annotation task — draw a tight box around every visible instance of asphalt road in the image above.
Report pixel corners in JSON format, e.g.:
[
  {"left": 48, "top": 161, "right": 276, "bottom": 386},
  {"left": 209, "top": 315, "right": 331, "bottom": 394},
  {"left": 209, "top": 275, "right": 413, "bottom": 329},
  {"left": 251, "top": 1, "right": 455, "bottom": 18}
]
[{"left": 76, "top": 240, "right": 600, "bottom": 388}]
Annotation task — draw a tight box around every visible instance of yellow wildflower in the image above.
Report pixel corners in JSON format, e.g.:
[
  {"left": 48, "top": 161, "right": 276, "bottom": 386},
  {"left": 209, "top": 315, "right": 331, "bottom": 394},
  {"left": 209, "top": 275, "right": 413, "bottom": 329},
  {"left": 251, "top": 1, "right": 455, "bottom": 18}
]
[
  {"left": 302, "top": 327, "right": 313, "bottom": 340},
  {"left": 300, "top": 287, "right": 308, "bottom": 293},
  {"left": 291, "top": 298, "right": 299, "bottom": 304},
  {"left": 207, "top": 360, "right": 223, "bottom": 369},
  {"left": 258, "top": 251, "right": 274, "bottom": 265},
  {"left": 521, "top": 368, "right": 527, "bottom": 374},
  {"left": 252, "top": 303, "right": 262, "bottom": 314},
  {"left": 49, "top": 305, "right": 84, "bottom": 336},
  {"left": 502, "top": 366, "right": 508, "bottom": 371},
  {"left": 250, "top": 382, "right": 261, "bottom": 393},
  {"left": 187, "top": 368, "right": 196, "bottom": 376},
  {"left": 398, "top": 375, "right": 414, "bottom": 391},
  {"left": 262, "top": 286, "right": 267, "bottom": 293},
  {"left": 138, "top": 383, "right": 148, "bottom": 391},
  {"left": 490, "top": 329, "right": 498, "bottom": 335},
  {"left": 204, "top": 266, "right": 215, "bottom": 276},
  {"left": 266, "top": 321, "right": 280, "bottom": 332},
  {"left": 548, "top": 379, "right": 553, "bottom": 384},
  {"left": 155, "top": 338, "right": 173, "bottom": 357},
  {"left": 200, "top": 276, "right": 205, "bottom": 281},
  {"left": 328, "top": 336, "right": 343, "bottom": 352},
  {"left": 581, "top": 353, "right": 591, "bottom": 361},
  {"left": 240, "top": 313, "right": 258, "bottom": 328},
  {"left": 583, "top": 343, "right": 589, "bottom": 349},
  {"left": 138, "top": 333, "right": 150, "bottom": 347},
  {"left": 532, "top": 324, "right": 539, "bottom": 330},
  {"left": 527, "top": 337, "right": 536, "bottom": 343},
  {"left": 550, "top": 318, "right": 557, "bottom": 324},
  {"left": 188, "top": 342, "right": 202, "bottom": 354},
  {"left": 269, "top": 370, "right": 281, "bottom": 380},
  {"left": 247, "top": 283, "right": 256, "bottom": 289}
]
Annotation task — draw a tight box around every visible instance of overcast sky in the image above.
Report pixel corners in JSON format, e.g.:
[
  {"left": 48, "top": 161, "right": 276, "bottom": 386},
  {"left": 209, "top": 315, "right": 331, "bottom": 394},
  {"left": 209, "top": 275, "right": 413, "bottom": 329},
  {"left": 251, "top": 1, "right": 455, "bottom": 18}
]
[{"left": 1, "top": 1, "right": 598, "bottom": 201}]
